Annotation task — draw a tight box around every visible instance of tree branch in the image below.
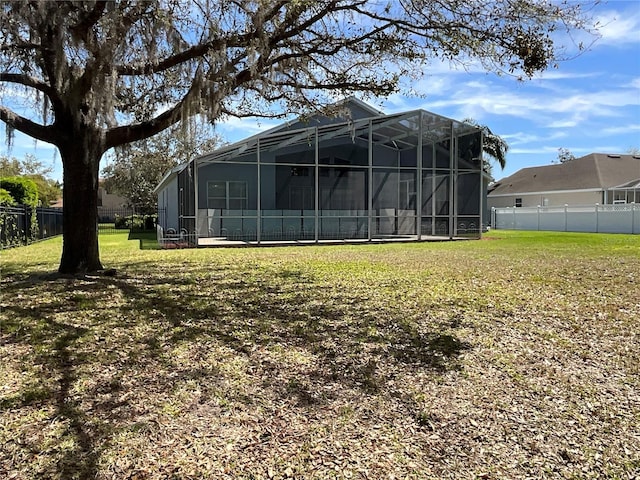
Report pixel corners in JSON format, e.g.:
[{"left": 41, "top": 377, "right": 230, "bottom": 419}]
[
  {"left": 115, "top": 1, "right": 291, "bottom": 77},
  {"left": 116, "top": 39, "right": 232, "bottom": 76},
  {"left": 104, "top": 82, "right": 199, "bottom": 149},
  {"left": 0, "top": 106, "right": 57, "bottom": 144},
  {"left": 69, "top": 1, "right": 107, "bottom": 43},
  {"left": 0, "top": 42, "right": 44, "bottom": 52},
  {"left": 0, "top": 72, "right": 58, "bottom": 100}
]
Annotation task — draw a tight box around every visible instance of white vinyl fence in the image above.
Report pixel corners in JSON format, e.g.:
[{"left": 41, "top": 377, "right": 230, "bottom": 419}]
[{"left": 491, "top": 204, "right": 640, "bottom": 234}]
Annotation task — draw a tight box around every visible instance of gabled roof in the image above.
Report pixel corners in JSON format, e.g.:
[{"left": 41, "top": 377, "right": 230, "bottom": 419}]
[
  {"left": 489, "top": 153, "right": 640, "bottom": 196},
  {"left": 154, "top": 98, "right": 479, "bottom": 193}
]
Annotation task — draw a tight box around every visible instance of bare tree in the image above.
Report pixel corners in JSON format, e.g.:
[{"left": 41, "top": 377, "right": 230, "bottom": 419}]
[
  {"left": 626, "top": 147, "right": 640, "bottom": 155},
  {"left": 0, "top": 0, "right": 598, "bottom": 273}
]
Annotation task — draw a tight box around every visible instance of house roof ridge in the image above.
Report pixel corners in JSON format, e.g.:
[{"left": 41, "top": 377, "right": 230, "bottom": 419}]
[
  {"left": 488, "top": 151, "right": 640, "bottom": 197},
  {"left": 590, "top": 153, "right": 607, "bottom": 189}
]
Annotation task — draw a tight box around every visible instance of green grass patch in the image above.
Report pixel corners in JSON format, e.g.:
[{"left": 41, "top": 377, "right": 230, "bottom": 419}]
[
  {"left": 127, "top": 230, "right": 161, "bottom": 250},
  {"left": 1, "top": 230, "right": 639, "bottom": 479}
]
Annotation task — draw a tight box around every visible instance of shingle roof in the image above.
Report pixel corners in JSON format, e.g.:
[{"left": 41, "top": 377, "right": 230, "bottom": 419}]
[
  {"left": 613, "top": 178, "right": 640, "bottom": 189},
  {"left": 489, "top": 153, "right": 640, "bottom": 195}
]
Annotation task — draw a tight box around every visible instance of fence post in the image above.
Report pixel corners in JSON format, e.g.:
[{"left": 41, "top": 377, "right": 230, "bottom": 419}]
[
  {"left": 595, "top": 203, "right": 599, "bottom": 233},
  {"left": 23, "top": 204, "right": 29, "bottom": 244},
  {"left": 537, "top": 205, "right": 540, "bottom": 231}
]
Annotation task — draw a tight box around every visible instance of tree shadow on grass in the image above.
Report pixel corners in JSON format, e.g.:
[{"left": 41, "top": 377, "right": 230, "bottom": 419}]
[
  {"left": 0, "top": 265, "right": 471, "bottom": 477},
  {"left": 1, "top": 310, "right": 104, "bottom": 479},
  {"left": 127, "top": 230, "right": 161, "bottom": 250}
]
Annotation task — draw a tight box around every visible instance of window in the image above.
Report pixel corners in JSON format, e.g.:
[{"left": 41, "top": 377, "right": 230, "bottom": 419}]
[
  {"left": 207, "top": 181, "right": 247, "bottom": 209},
  {"left": 515, "top": 198, "right": 522, "bottom": 207}
]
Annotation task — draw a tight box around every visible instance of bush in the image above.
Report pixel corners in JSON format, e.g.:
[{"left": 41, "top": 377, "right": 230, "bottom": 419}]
[
  {"left": 114, "top": 214, "right": 156, "bottom": 230},
  {"left": 0, "top": 177, "right": 39, "bottom": 239},
  {"left": 114, "top": 214, "right": 130, "bottom": 229},
  {"left": 0, "top": 176, "right": 38, "bottom": 207},
  {"left": 0, "top": 188, "right": 15, "bottom": 205}
]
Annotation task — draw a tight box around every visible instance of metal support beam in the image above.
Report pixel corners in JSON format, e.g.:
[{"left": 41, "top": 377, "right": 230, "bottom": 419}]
[
  {"left": 193, "top": 156, "right": 199, "bottom": 247},
  {"left": 257, "top": 138, "right": 261, "bottom": 244},
  {"left": 368, "top": 119, "right": 373, "bottom": 241},
  {"left": 417, "top": 111, "right": 423, "bottom": 240},
  {"left": 315, "top": 128, "right": 319, "bottom": 243},
  {"left": 449, "top": 121, "right": 455, "bottom": 240}
]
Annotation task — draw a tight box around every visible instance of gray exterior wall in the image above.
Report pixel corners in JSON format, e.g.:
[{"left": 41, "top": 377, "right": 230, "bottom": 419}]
[{"left": 488, "top": 190, "right": 603, "bottom": 208}]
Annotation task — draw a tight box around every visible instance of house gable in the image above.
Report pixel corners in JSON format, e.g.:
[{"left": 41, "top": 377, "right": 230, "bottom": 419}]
[{"left": 489, "top": 153, "right": 640, "bottom": 197}]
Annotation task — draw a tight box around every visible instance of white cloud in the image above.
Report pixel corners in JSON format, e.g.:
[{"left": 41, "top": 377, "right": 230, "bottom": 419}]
[
  {"left": 547, "top": 119, "right": 579, "bottom": 129},
  {"left": 214, "top": 116, "right": 283, "bottom": 143},
  {"left": 503, "top": 131, "right": 568, "bottom": 145},
  {"left": 407, "top": 75, "right": 638, "bottom": 129},
  {"left": 509, "top": 146, "right": 564, "bottom": 155},
  {"left": 509, "top": 145, "right": 602, "bottom": 156},
  {"left": 600, "top": 124, "right": 640, "bottom": 135},
  {"left": 628, "top": 77, "right": 640, "bottom": 89},
  {"left": 531, "top": 71, "right": 601, "bottom": 81},
  {"left": 594, "top": 8, "right": 640, "bottom": 47}
]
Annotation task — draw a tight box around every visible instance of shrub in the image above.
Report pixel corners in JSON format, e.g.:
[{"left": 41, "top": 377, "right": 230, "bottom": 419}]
[
  {"left": 0, "top": 177, "right": 39, "bottom": 240},
  {"left": 0, "top": 176, "right": 39, "bottom": 207},
  {"left": 114, "top": 214, "right": 130, "bottom": 229},
  {"left": 113, "top": 214, "right": 156, "bottom": 230},
  {"left": 0, "top": 188, "right": 15, "bottom": 205}
]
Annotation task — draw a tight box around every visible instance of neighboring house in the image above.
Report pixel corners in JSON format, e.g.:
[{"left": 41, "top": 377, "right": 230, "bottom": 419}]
[
  {"left": 51, "top": 184, "right": 128, "bottom": 211},
  {"left": 98, "top": 185, "right": 128, "bottom": 209},
  {"left": 488, "top": 153, "right": 640, "bottom": 208},
  {"left": 154, "top": 98, "right": 484, "bottom": 245}
]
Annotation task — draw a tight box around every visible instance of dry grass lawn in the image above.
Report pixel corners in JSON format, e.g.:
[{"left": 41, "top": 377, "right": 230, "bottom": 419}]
[{"left": 1, "top": 230, "right": 639, "bottom": 479}]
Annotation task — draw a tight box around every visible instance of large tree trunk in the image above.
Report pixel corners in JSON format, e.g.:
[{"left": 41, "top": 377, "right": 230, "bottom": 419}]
[{"left": 58, "top": 130, "right": 104, "bottom": 274}]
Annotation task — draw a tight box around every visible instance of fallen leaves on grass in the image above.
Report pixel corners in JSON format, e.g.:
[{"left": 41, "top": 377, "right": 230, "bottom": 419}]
[{"left": 1, "top": 233, "right": 639, "bottom": 479}]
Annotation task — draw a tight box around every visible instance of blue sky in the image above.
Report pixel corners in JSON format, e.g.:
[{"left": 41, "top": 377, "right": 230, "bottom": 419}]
[{"left": 2, "top": 0, "right": 639, "bottom": 183}]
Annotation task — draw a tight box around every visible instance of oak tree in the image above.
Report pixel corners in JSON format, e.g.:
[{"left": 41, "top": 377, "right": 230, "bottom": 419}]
[{"left": 0, "top": 0, "right": 598, "bottom": 273}]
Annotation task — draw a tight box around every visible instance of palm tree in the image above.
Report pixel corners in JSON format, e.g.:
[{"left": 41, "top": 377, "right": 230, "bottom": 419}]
[{"left": 463, "top": 118, "right": 508, "bottom": 172}]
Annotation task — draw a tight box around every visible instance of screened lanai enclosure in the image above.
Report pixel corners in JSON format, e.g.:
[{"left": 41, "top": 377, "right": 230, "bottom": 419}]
[{"left": 155, "top": 100, "right": 483, "bottom": 246}]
